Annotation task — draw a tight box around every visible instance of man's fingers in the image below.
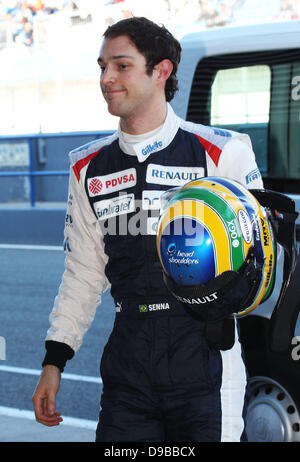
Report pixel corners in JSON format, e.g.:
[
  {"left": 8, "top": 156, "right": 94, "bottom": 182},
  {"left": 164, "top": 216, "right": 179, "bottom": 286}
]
[
  {"left": 35, "top": 398, "right": 63, "bottom": 426},
  {"left": 33, "top": 393, "right": 63, "bottom": 426},
  {"left": 36, "top": 416, "right": 63, "bottom": 427},
  {"left": 37, "top": 412, "right": 63, "bottom": 427}
]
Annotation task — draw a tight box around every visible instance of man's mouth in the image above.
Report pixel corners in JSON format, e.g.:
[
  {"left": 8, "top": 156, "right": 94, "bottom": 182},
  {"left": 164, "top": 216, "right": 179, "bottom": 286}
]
[{"left": 104, "top": 88, "right": 126, "bottom": 96}]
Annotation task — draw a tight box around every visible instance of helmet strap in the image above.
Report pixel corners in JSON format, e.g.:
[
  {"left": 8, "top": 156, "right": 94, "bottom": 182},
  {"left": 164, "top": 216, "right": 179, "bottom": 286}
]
[{"left": 162, "top": 247, "right": 262, "bottom": 323}]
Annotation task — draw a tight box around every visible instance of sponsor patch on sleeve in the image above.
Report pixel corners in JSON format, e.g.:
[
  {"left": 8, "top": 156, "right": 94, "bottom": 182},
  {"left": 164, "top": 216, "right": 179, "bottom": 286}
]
[{"left": 246, "top": 168, "right": 262, "bottom": 185}]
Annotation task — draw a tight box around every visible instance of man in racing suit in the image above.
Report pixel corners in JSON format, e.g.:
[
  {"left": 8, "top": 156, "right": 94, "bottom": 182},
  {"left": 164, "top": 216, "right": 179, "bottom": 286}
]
[{"left": 32, "top": 17, "right": 263, "bottom": 442}]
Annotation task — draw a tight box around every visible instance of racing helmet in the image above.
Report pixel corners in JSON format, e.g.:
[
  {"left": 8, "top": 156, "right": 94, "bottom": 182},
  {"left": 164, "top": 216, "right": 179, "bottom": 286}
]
[{"left": 156, "top": 177, "right": 277, "bottom": 322}]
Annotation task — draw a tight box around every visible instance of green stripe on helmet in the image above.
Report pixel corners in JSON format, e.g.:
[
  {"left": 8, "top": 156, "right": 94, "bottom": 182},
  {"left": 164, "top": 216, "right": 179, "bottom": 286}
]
[{"left": 168, "top": 187, "right": 245, "bottom": 271}]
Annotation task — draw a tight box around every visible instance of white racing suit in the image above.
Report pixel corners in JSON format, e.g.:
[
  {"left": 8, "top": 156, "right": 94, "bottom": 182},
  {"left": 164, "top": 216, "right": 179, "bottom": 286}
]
[{"left": 43, "top": 103, "right": 263, "bottom": 442}]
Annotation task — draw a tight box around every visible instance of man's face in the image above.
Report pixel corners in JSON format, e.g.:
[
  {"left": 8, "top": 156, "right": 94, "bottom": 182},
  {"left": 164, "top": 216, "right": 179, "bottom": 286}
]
[{"left": 98, "top": 35, "right": 158, "bottom": 120}]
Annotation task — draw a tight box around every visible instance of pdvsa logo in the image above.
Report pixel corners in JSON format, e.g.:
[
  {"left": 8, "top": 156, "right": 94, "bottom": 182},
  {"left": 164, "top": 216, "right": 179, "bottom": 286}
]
[
  {"left": 88, "top": 168, "right": 137, "bottom": 197},
  {"left": 89, "top": 178, "right": 103, "bottom": 195}
]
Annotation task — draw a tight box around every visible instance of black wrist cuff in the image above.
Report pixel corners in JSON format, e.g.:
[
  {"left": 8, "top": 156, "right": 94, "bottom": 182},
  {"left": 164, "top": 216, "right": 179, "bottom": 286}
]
[{"left": 42, "top": 340, "right": 75, "bottom": 372}]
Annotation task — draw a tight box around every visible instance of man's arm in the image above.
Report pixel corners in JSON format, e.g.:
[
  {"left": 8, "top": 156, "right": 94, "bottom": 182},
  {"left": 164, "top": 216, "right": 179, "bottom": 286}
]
[
  {"left": 44, "top": 165, "right": 109, "bottom": 358},
  {"left": 32, "top": 164, "right": 109, "bottom": 425},
  {"left": 207, "top": 136, "right": 264, "bottom": 189}
]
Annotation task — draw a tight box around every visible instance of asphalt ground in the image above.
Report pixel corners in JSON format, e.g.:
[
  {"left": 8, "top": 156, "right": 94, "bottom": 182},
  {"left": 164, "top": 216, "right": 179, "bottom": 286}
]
[
  {"left": 0, "top": 411, "right": 96, "bottom": 442},
  {"left": 1, "top": 242, "right": 299, "bottom": 444},
  {"left": 0, "top": 245, "right": 115, "bottom": 442}
]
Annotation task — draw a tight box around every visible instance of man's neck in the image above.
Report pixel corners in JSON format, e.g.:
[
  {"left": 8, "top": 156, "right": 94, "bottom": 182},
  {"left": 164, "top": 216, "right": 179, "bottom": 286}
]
[{"left": 120, "top": 101, "right": 167, "bottom": 135}]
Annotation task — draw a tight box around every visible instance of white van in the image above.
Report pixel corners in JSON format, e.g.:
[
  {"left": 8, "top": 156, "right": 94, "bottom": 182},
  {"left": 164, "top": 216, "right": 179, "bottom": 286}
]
[{"left": 172, "top": 20, "right": 300, "bottom": 442}]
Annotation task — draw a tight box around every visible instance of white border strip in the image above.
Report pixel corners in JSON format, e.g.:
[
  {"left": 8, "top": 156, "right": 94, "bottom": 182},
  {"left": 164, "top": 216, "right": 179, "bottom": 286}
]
[
  {"left": 0, "top": 365, "right": 102, "bottom": 384},
  {"left": 0, "top": 406, "right": 97, "bottom": 429},
  {"left": 0, "top": 244, "right": 63, "bottom": 251}
]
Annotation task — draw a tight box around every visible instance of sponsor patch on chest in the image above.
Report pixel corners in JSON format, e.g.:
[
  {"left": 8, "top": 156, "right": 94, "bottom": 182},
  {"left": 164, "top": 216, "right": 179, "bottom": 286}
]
[
  {"left": 146, "top": 164, "right": 204, "bottom": 186},
  {"left": 142, "top": 190, "right": 164, "bottom": 210},
  {"left": 87, "top": 168, "right": 137, "bottom": 197},
  {"left": 93, "top": 193, "right": 135, "bottom": 220}
]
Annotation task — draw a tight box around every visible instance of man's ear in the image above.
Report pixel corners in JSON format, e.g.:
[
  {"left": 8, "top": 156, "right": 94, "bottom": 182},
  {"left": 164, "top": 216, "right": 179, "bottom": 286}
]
[{"left": 155, "top": 59, "right": 173, "bottom": 83}]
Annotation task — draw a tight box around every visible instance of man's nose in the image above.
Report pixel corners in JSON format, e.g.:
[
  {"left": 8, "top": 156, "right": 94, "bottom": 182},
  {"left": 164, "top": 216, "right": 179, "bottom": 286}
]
[{"left": 101, "top": 65, "right": 116, "bottom": 85}]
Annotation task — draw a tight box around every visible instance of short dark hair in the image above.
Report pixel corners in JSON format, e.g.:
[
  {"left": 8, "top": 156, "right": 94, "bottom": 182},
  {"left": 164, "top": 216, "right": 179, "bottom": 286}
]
[{"left": 103, "top": 17, "right": 182, "bottom": 102}]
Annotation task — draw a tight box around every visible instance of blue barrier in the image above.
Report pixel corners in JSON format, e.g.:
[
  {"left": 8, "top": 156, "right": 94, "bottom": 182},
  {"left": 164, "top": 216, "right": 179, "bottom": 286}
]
[
  {"left": 0, "top": 171, "right": 69, "bottom": 175},
  {"left": 0, "top": 171, "right": 69, "bottom": 207},
  {"left": 0, "top": 131, "right": 114, "bottom": 207}
]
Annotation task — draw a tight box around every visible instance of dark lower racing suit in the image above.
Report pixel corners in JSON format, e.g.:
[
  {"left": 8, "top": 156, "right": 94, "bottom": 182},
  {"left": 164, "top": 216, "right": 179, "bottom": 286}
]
[
  {"left": 42, "top": 104, "right": 263, "bottom": 441},
  {"left": 97, "top": 303, "right": 224, "bottom": 441}
]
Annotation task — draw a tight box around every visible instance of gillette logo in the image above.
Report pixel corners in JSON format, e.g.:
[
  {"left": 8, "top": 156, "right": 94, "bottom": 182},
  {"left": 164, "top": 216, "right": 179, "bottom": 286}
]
[{"left": 141, "top": 141, "right": 163, "bottom": 156}]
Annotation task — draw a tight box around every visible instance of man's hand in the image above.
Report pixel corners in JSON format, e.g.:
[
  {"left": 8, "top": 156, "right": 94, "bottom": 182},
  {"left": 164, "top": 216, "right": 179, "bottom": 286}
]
[{"left": 32, "top": 365, "right": 63, "bottom": 426}]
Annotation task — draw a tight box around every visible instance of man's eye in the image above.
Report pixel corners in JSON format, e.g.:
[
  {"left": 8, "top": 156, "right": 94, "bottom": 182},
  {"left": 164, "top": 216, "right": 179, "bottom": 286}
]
[{"left": 119, "top": 64, "right": 128, "bottom": 70}]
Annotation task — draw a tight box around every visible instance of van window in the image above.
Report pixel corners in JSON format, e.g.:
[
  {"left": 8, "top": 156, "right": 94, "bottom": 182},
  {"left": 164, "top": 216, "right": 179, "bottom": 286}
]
[
  {"left": 210, "top": 65, "right": 270, "bottom": 175},
  {"left": 187, "top": 50, "right": 300, "bottom": 192},
  {"left": 211, "top": 65, "right": 271, "bottom": 125}
]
